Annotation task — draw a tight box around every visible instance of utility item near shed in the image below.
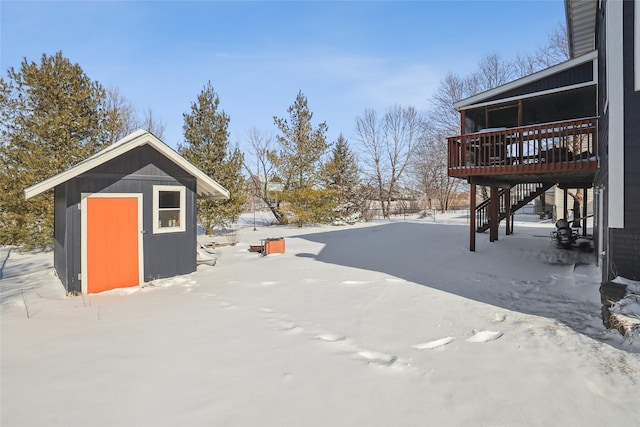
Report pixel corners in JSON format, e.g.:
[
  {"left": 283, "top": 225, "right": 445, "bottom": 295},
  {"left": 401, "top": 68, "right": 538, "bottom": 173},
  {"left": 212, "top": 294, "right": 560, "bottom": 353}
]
[
  {"left": 249, "top": 238, "right": 285, "bottom": 256},
  {"left": 23, "top": 130, "right": 229, "bottom": 295}
]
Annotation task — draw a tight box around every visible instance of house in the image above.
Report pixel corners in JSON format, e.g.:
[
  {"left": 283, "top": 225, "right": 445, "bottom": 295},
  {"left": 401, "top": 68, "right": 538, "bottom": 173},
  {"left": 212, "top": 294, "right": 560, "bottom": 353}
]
[
  {"left": 590, "top": 0, "right": 640, "bottom": 283},
  {"left": 24, "top": 130, "right": 229, "bottom": 294},
  {"left": 446, "top": 0, "right": 639, "bottom": 284}
]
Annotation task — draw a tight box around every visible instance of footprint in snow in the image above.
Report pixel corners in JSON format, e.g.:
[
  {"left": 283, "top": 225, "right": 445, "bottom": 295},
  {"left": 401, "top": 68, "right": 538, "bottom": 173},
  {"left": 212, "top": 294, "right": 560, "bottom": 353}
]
[
  {"left": 466, "top": 330, "right": 503, "bottom": 343},
  {"left": 261, "top": 281, "right": 277, "bottom": 286},
  {"left": 357, "top": 350, "right": 398, "bottom": 367},
  {"left": 494, "top": 313, "right": 507, "bottom": 322},
  {"left": 314, "top": 333, "right": 346, "bottom": 342},
  {"left": 341, "top": 280, "right": 369, "bottom": 285},
  {"left": 259, "top": 307, "right": 274, "bottom": 313},
  {"left": 277, "top": 321, "right": 303, "bottom": 334},
  {"left": 218, "top": 301, "right": 235, "bottom": 309},
  {"left": 412, "top": 337, "right": 455, "bottom": 350}
]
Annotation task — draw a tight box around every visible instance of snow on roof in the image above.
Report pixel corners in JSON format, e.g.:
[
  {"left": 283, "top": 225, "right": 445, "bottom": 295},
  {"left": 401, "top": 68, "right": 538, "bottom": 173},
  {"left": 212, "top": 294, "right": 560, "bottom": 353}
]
[{"left": 24, "top": 130, "right": 230, "bottom": 200}]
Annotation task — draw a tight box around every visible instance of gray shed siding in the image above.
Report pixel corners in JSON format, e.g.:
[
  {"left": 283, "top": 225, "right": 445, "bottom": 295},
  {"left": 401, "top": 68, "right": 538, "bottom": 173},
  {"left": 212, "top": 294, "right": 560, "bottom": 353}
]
[
  {"left": 58, "top": 145, "right": 198, "bottom": 293},
  {"left": 54, "top": 185, "right": 69, "bottom": 290}
]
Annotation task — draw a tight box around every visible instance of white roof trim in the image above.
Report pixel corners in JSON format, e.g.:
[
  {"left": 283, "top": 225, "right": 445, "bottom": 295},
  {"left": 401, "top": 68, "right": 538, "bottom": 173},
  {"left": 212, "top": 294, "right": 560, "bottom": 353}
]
[
  {"left": 24, "top": 130, "right": 230, "bottom": 200},
  {"left": 454, "top": 50, "right": 597, "bottom": 110}
]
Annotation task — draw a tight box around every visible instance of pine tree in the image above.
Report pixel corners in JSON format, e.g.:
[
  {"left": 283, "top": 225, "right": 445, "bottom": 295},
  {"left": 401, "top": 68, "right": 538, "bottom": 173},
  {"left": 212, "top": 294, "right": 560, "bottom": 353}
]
[
  {"left": 179, "top": 82, "right": 247, "bottom": 234},
  {"left": 281, "top": 187, "right": 338, "bottom": 227},
  {"left": 323, "top": 134, "right": 360, "bottom": 221},
  {"left": 273, "top": 90, "right": 330, "bottom": 190},
  {"left": 272, "top": 90, "right": 334, "bottom": 224},
  {"left": 0, "top": 52, "right": 112, "bottom": 248}
]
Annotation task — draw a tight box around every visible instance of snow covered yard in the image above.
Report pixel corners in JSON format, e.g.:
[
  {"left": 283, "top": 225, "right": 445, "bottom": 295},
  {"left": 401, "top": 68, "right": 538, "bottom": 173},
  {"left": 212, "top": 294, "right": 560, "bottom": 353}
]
[{"left": 2, "top": 213, "right": 640, "bottom": 426}]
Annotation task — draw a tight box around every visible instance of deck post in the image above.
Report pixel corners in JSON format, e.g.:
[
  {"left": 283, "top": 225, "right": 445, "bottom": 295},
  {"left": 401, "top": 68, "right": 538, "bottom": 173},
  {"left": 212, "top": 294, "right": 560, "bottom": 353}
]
[
  {"left": 505, "top": 188, "right": 511, "bottom": 235},
  {"left": 563, "top": 187, "right": 569, "bottom": 219},
  {"left": 490, "top": 185, "right": 499, "bottom": 242},
  {"left": 470, "top": 179, "right": 476, "bottom": 252},
  {"left": 582, "top": 187, "right": 588, "bottom": 236}
]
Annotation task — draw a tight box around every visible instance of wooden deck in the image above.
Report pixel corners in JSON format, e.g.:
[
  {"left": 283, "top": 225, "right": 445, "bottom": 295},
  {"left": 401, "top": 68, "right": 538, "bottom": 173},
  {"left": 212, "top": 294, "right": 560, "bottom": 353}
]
[{"left": 447, "top": 118, "right": 598, "bottom": 185}]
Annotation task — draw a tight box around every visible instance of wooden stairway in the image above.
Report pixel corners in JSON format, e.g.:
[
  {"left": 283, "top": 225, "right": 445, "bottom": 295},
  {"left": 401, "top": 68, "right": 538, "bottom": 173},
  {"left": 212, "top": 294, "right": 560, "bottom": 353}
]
[{"left": 476, "top": 183, "right": 554, "bottom": 233}]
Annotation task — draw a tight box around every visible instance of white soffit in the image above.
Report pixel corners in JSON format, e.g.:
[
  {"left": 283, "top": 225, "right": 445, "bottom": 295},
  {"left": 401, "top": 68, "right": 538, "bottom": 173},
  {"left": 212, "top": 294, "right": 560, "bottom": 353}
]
[{"left": 565, "top": 0, "right": 597, "bottom": 58}]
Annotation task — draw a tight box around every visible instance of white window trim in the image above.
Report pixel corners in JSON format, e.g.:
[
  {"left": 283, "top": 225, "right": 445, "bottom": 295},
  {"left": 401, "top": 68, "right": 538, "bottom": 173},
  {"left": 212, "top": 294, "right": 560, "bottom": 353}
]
[{"left": 153, "top": 185, "right": 186, "bottom": 234}]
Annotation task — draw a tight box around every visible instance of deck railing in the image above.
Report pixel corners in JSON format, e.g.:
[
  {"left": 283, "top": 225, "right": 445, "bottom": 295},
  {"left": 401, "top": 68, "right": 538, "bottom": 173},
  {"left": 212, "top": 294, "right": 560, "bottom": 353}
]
[
  {"left": 447, "top": 117, "right": 598, "bottom": 177},
  {"left": 475, "top": 182, "right": 552, "bottom": 232}
]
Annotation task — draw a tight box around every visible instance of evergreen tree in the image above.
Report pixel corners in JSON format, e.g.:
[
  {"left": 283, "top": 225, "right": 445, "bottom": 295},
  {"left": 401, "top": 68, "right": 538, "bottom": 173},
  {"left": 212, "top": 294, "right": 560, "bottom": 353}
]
[
  {"left": 272, "top": 90, "right": 334, "bottom": 224},
  {"left": 0, "top": 52, "right": 112, "bottom": 248},
  {"left": 323, "top": 134, "right": 360, "bottom": 221},
  {"left": 281, "top": 187, "right": 337, "bottom": 227},
  {"left": 179, "top": 82, "right": 247, "bottom": 234},
  {"left": 273, "top": 90, "right": 329, "bottom": 190}
]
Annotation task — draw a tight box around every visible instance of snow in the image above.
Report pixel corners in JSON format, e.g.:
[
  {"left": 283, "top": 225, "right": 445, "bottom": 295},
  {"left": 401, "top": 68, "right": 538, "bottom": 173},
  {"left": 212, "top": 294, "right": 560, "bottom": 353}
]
[{"left": 2, "top": 212, "right": 640, "bottom": 426}]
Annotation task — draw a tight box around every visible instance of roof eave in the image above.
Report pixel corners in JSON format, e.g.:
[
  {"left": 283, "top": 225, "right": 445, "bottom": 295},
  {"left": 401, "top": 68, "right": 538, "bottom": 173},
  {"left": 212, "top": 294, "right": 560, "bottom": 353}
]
[
  {"left": 453, "top": 50, "right": 597, "bottom": 111},
  {"left": 24, "top": 131, "right": 230, "bottom": 200}
]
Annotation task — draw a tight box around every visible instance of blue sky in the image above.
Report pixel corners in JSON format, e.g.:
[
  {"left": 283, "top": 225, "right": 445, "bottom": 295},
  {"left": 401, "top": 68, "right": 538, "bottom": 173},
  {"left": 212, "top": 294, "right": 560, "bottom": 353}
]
[{"left": 1, "top": 1, "right": 566, "bottom": 152}]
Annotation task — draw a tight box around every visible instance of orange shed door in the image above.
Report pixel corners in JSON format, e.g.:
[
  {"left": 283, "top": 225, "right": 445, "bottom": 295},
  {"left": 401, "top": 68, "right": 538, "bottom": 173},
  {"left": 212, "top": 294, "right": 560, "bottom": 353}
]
[{"left": 87, "top": 197, "right": 140, "bottom": 293}]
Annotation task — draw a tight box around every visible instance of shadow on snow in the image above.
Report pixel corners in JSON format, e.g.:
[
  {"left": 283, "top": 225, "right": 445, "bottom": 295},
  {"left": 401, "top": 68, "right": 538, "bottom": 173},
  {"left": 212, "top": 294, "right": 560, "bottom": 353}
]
[{"left": 292, "top": 221, "right": 615, "bottom": 347}]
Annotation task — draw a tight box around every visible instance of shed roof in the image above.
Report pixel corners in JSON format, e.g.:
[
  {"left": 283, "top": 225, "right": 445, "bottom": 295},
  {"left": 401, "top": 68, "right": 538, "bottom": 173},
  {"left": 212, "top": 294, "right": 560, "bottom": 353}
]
[{"left": 24, "top": 130, "right": 230, "bottom": 200}]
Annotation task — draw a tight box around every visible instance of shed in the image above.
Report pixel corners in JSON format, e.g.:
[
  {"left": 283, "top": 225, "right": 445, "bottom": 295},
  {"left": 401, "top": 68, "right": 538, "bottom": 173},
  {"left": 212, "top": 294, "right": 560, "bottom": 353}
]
[{"left": 24, "top": 130, "right": 229, "bottom": 294}]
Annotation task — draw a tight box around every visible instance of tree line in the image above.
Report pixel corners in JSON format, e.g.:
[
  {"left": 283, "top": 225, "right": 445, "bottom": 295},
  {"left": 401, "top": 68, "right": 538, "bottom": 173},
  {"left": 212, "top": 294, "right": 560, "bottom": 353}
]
[{"left": 1, "top": 25, "right": 568, "bottom": 248}]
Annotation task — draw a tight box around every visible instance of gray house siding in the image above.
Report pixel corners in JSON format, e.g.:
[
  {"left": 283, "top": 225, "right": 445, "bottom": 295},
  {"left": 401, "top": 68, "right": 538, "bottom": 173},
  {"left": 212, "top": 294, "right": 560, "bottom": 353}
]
[
  {"left": 597, "top": 0, "right": 640, "bottom": 282},
  {"left": 623, "top": 0, "right": 640, "bottom": 231},
  {"left": 59, "top": 145, "right": 198, "bottom": 293},
  {"left": 609, "top": 0, "right": 640, "bottom": 281},
  {"left": 483, "top": 61, "right": 594, "bottom": 104}
]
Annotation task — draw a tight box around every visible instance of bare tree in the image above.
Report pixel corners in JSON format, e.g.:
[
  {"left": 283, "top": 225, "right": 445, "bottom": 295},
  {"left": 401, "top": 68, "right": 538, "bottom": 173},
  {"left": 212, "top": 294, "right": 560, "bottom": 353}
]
[
  {"left": 514, "top": 23, "right": 569, "bottom": 78},
  {"left": 470, "top": 52, "right": 515, "bottom": 93},
  {"left": 104, "top": 87, "right": 137, "bottom": 144},
  {"left": 429, "top": 73, "right": 470, "bottom": 136},
  {"left": 513, "top": 53, "right": 541, "bottom": 79},
  {"left": 141, "top": 108, "right": 166, "bottom": 140},
  {"left": 355, "top": 105, "right": 426, "bottom": 218},
  {"left": 355, "top": 109, "right": 383, "bottom": 214},
  {"left": 536, "top": 23, "right": 570, "bottom": 68},
  {"left": 412, "top": 131, "right": 462, "bottom": 212},
  {"left": 243, "top": 128, "right": 284, "bottom": 223},
  {"left": 104, "top": 87, "right": 166, "bottom": 143}
]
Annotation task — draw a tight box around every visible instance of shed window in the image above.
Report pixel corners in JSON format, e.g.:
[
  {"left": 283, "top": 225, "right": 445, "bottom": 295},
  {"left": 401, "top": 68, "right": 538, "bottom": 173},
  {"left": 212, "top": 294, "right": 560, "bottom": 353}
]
[{"left": 153, "top": 185, "right": 185, "bottom": 233}]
